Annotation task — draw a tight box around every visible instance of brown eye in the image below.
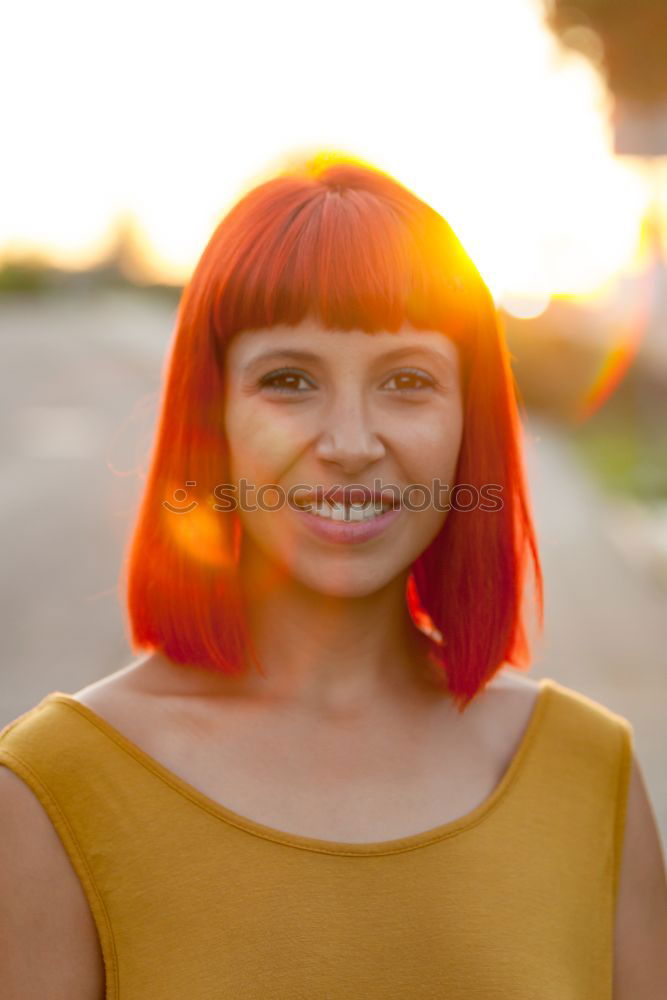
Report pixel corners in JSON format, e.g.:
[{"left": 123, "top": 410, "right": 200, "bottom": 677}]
[
  {"left": 382, "top": 369, "right": 436, "bottom": 391},
  {"left": 259, "top": 369, "right": 315, "bottom": 392}
]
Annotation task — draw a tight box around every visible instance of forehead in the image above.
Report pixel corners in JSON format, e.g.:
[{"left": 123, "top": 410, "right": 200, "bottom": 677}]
[{"left": 225, "top": 318, "right": 460, "bottom": 369}]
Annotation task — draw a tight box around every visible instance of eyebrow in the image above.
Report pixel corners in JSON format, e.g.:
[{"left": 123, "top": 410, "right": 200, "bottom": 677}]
[{"left": 243, "top": 345, "right": 456, "bottom": 372}]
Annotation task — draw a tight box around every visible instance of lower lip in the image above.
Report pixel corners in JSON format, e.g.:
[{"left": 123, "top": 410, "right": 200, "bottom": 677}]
[{"left": 294, "top": 506, "right": 402, "bottom": 544}]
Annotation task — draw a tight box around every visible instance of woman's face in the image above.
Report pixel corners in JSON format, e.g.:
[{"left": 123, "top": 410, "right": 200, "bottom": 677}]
[{"left": 224, "top": 318, "right": 464, "bottom": 597}]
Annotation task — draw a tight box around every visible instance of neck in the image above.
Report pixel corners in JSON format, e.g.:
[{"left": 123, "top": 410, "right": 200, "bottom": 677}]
[{"left": 235, "top": 551, "right": 441, "bottom": 720}]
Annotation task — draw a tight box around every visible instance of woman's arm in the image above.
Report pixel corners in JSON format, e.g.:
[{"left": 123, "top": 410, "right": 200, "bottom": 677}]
[
  {"left": 613, "top": 752, "right": 667, "bottom": 998},
  {"left": 0, "top": 767, "right": 105, "bottom": 1000}
]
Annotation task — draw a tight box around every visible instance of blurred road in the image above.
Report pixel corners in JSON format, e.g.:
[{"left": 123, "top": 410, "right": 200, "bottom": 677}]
[{"left": 1, "top": 288, "right": 665, "bottom": 844}]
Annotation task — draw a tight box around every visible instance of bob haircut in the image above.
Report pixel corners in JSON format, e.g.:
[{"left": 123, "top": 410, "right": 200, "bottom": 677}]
[{"left": 122, "top": 152, "right": 543, "bottom": 712}]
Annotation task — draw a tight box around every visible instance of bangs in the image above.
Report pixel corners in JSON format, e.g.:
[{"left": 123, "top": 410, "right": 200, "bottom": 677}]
[{"left": 196, "top": 169, "right": 485, "bottom": 352}]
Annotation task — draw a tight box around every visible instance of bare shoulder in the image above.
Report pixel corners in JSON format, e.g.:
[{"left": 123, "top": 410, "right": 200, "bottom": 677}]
[
  {"left": 486, "top": 666, "right": 542, "bottom": 696},
  {"left": 70, "top": 651, "right": 219, "bottom": 711},
  {"left": 70, "top": 652, "right": 159, "bottom": 705},
  {"left": 0, "top": 766, "right": 105, "bottom": 999},
  {"left": 474, "top": 667, "right": 544, "bottom": 750},
  {"left": 613, "top": 750, "right": 667, "bottom": 998}
]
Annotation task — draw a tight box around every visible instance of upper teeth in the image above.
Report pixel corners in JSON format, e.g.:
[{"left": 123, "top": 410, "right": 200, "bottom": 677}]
[{"left": 302, "top": 500, "right": 391, "bottom": 521}]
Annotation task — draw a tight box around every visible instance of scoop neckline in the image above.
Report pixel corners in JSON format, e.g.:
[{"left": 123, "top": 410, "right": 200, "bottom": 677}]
[{"left": 41, "top": 677, "right": 554, "bottom": 857}]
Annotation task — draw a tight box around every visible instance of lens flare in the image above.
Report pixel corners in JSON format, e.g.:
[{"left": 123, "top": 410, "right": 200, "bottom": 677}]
[
  {"left": 573, "top": 293, "right": 651, "bottom": 425},
  {"left": 162, "top": 489, "right": 235, "bottom": 569}
]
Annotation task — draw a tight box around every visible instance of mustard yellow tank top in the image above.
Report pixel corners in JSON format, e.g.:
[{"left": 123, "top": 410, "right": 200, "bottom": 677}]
[{"left": 0, "top": 677, "right": 633, "bottom": 999}]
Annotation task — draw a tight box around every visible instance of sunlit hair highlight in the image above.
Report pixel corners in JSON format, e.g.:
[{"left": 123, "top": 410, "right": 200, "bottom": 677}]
[{"left": 122, "top": 151, "right": 543, "bottom": 712}]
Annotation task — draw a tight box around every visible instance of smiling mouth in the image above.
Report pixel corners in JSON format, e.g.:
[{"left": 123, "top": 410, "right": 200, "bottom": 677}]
[{"left": 295, "top": 499, "right": 395, "bottom": 522}]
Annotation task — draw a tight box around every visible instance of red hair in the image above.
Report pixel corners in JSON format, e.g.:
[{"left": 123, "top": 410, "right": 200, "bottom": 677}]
[{"left": 121, "top": 152, "right": 543, "bottom": 712}]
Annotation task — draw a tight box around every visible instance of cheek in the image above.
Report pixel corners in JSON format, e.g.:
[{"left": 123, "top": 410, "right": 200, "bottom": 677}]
[
  {"left": 395, "top": 409, "right": 464, "bottom": 483},
  {"left": 224, "top": 405, "right": 306, "bottom": 482}
]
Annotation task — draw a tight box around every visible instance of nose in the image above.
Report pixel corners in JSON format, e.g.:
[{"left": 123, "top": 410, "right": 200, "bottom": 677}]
[{"left": 314, "top": 390, "right": 385, "bottom": 475}]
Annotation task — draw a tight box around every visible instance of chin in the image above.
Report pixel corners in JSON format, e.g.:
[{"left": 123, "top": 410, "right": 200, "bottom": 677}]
[{"left": 289, "top": 557, "right": 411, "bottom": 600}]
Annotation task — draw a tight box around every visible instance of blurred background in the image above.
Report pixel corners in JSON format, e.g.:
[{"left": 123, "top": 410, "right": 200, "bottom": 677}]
[{"left": 1, "top": 0, "right": 665, "bottom": 843}]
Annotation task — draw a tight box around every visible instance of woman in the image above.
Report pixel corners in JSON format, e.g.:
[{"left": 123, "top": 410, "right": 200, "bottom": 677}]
[{"left": 1, "top": 153, "right": 665, "bottom": 998}]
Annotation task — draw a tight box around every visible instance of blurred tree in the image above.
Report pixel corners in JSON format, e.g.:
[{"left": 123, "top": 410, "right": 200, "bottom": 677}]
[
  {"left": 544, "top": 0, "right": 667, "bottom": 104},
  {"left": 542, "top": 0, "right": 667, "bottom": 506}
]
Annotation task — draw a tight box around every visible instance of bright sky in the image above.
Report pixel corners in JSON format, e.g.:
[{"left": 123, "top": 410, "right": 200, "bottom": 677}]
[{"left": 0, "top": 0, "right": 658, "bottom": 306}]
